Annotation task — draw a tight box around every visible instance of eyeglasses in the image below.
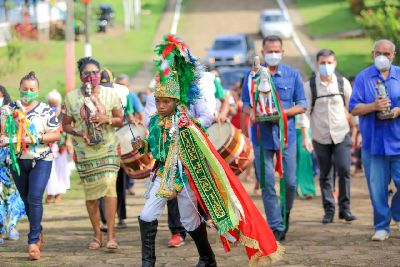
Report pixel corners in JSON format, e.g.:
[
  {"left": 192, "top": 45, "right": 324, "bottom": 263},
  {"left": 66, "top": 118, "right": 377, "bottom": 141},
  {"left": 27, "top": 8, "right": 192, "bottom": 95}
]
[{"left": 82, "top": 70, "right": 100, "bottom": 76}]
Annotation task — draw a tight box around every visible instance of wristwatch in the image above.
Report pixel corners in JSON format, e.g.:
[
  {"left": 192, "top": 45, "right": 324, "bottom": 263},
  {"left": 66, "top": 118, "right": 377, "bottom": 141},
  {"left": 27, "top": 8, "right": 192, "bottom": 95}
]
[{"left": 72, "top": 128, "right": 78, "bottom": 136}]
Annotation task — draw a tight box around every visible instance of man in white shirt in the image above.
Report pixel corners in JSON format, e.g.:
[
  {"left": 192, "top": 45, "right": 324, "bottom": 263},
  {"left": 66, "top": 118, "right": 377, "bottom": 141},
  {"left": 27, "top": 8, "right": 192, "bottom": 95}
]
[{"left": 303, "top": 49, "right": 357, "bottom": 224}]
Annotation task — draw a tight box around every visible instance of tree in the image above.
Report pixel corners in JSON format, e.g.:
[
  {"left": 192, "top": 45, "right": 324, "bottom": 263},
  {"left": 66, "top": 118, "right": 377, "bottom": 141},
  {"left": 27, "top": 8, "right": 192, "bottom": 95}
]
[
  {"left": 348, "top": 0, "right": 365, "bottom": 15},
  {"left": 358, "top": 3, "right": 400, "bottom": 64}
]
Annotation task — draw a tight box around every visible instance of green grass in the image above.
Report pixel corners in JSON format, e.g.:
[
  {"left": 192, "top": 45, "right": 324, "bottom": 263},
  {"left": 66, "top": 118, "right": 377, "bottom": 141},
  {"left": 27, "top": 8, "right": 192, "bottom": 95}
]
[
  {"left": 316, "top": 38, "right": 374, "bottom": 77},
  {"left": 295, "top": 0, "right": 361, "bottom": 37},
  {"left": 0, "top": 0, "right": 166, "bottom": 101}
]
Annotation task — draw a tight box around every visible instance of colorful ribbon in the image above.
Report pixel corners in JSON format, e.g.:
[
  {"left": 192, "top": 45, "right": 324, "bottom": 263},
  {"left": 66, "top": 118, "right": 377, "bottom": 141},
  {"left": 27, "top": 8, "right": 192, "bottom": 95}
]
[{"left": 4, "top": 114, "right": 20, "bottom": 175}]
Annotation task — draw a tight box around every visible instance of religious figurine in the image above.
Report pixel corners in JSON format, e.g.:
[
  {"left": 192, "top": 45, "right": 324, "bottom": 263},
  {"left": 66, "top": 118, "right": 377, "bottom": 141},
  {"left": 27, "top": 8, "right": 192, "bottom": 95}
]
[
  {"left": 375, "top": 79, "right": 393, "bottom": 120},
  {"left": 82, "top": 83, "right": 103, "bottom": 144}
]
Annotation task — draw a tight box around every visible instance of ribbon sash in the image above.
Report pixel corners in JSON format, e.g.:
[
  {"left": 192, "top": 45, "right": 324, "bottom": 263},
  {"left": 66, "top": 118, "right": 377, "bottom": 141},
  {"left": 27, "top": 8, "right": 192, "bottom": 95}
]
[{"left": 179, "top": 127, "right": 234, "bottom": 234}]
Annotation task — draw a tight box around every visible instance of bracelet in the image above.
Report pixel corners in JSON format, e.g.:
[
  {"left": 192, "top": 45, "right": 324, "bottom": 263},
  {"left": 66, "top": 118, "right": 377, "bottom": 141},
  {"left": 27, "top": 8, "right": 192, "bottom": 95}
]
[{"left": 108, "top": 117, "right": 112, "bottom": 125}]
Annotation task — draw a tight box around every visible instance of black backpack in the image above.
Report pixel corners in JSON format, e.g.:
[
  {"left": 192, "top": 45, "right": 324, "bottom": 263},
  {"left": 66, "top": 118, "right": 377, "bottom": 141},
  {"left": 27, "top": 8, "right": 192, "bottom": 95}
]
[{"left": 309, "top": 72, "right": 345, "bottom": 115}]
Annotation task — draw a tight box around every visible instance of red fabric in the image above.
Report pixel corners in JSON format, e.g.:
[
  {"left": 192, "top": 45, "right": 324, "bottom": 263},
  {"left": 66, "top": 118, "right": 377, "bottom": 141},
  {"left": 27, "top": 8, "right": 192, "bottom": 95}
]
[
  {"left": 274, "top": 91, "right": 288, "bottom": 147},
  {"left": 195, "top": 125, "right": 279, "bottom": 261},
  {"left": 275, "top": 150, "right": 283, "bottom": 178},
  {"left": 231, "top": 102, "right": 242, "bottom": 129}
]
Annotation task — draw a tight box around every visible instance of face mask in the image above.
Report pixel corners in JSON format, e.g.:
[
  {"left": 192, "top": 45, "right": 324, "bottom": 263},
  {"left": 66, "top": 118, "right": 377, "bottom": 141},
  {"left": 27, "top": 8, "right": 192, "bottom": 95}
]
[
  {"left": 20, "top": 91, "right": 39, "bottom": 104},
  {"left": 82, "top": 74, "right": 100, "bottom": 88},
  {"left": 319, "top": 64, "right": 336, "bottom": 77},
  {"left": 374, "top": 55, "right": 391, "bottom": 71},
  {"left": 0, "top": 97, "right": 3, "bottom": 107},
  {"left": 264, "top": 53, "right": 282, "bottom": 67}
]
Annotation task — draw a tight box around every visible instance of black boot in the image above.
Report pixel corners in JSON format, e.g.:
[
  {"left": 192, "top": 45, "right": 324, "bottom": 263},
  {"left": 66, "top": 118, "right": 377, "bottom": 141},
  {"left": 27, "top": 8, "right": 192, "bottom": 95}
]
[
  {"left": 283, "top": 211, "right": 290, "bottom": 234},
  {"left": 138, "top": 217, "right": 158, "bottom": 267},
  {"left": 188, "top": 223, "right": 217, "bottom": 267}
]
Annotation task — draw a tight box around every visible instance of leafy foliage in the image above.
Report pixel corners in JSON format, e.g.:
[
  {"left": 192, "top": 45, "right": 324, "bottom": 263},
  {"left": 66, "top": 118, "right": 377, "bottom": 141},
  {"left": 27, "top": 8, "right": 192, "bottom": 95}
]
[{"left": 358, "top": 2, "right": 400, "bottom": 64}]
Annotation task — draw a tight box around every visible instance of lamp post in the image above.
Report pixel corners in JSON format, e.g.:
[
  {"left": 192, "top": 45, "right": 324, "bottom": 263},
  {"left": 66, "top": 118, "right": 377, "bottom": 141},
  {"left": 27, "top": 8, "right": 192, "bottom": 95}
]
[
  {"left": 65, "top": 0, "right": 75, "bottom": 93},
  {"left": 83, "top": 0, "right": 92, "bottom": 57}
]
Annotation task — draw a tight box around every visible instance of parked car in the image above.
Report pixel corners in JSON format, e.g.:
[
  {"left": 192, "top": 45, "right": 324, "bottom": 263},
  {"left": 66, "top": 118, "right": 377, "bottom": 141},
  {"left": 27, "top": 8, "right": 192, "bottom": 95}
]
[
  {"left": 97, "top": 4, "right": 115, "bottom": 33},
  {"left": 218, "top": 66, "right": 250, "bottom": 90},
  {"left": 258, "top": 9, "right": 293, "bottom": 39},
  {"left": 204, "top": 34, "right": 255, "bottom": 68}
]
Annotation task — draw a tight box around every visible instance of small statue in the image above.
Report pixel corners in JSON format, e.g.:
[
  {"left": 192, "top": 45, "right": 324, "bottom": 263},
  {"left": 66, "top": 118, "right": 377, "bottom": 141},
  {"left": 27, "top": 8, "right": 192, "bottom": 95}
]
[
  {"left": 257, "top": 67, "right": 274, "bottom": 116},
  {"left": 82, "top": 83, "right": 104, "bottom": 144},
  {"left": 375, "top": 80, "right": 393, "bottom": 120}
]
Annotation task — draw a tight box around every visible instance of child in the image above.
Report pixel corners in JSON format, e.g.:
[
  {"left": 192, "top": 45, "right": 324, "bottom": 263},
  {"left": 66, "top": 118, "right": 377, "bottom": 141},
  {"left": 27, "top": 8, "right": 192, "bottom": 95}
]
[{"left": 132, "top": 35, "right": 283, "bottom": 267}]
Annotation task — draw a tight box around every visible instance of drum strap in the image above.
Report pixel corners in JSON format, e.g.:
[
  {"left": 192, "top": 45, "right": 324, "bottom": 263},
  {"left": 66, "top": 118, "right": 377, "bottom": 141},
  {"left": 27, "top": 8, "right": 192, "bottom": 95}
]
[{"left": 151, "top": 161, "right": 163, "bottom": 182}]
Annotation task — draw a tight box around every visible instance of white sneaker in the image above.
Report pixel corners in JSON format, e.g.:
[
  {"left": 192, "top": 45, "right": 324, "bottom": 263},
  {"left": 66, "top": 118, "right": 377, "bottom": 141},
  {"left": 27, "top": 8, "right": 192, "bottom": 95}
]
[{"left": 371, "top": 230, "right": 389, "bottom": 241}]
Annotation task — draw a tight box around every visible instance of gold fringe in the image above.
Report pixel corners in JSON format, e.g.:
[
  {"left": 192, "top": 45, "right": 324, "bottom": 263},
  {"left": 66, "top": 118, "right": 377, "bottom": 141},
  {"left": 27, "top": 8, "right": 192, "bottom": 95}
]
[
  {"left": 248, "top": 244, "right": 285, "bottom": 267},
  {"left": 239, "top": 234, "right": 284, "bottom": 267},
  {"left": 239, "top": 234, "right": 260, "bottom": 250}
]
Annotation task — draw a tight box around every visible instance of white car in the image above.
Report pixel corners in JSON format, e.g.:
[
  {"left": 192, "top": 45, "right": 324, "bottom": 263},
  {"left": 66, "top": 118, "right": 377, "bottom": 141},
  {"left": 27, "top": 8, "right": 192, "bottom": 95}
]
[{"left": 259, "top": 9, "right": 293, "bottom": 39}]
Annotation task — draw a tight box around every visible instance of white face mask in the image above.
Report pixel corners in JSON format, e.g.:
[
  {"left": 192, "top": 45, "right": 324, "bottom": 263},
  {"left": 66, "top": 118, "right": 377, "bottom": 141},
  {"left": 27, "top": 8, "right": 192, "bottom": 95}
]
[
  {"left": 0, "top": 97, "right": 3, "bottom": 107},
  {"left": 264, "top": 52, "right": 282, "bottom": 67},
  {"left": 319, "top": 64, "right": 336, "bottom": 77},
  {"left": 374, "top": 55, "right": 391, "bottom": 71}
]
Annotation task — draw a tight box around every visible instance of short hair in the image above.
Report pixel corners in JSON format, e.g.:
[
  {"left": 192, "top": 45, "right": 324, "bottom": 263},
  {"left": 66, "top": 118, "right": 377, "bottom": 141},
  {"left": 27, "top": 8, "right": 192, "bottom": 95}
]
[
  {"left": 20, "top": 71, "right": 39, "bottom": 87},
  {"left": 77, "top": 57, "right": 100, "bottom": 74},
  {"left": 262, "top": 35, "right": 283, "bottom": 47},
  {"left": 46, "top": 89, "right": 62, "bottom": 104},
  {"left": 316, "top": 49, "right": 336, "bottom": 61},
  {"left": 373, "top": 39, "right": 396, "bottom": 52}
]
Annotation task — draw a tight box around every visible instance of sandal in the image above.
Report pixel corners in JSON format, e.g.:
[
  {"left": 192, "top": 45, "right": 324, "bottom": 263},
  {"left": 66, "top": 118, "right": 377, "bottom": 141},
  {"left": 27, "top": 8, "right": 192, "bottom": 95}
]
[
  {"left": 28, "top": 244, "right": 41, "bottom": 260},
  {"left": 106, "top": 239, "right": 118, "bottom": 250},
  {"left": 88, "top": 236, "right": 103, "bottom": 250}
]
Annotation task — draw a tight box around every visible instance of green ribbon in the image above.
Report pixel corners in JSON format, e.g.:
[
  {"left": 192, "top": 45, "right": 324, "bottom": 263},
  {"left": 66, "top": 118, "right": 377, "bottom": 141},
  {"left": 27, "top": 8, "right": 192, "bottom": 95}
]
[
  {"left": 269, "top": 76, "right": 287, "bottom": 228},
  {"left": 179, "top": 127, "right": 235, "bottom": 235},
  {"left": 4, "top": 114, "right": 20, "bottom": 176},
  {"left": 125, "top": 94, "right": 134, "bottom": 116}
]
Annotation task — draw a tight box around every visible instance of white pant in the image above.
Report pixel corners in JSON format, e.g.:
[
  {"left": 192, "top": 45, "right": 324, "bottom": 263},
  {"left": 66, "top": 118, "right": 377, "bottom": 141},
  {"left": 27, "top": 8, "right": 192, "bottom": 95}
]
[{"left": 139, "top": 177, "right": 201, "bottom": 231}]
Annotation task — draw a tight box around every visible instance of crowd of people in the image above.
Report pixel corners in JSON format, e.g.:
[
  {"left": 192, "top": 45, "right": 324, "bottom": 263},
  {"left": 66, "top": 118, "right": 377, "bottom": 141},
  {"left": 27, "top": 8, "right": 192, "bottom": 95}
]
[{"left": 0, "top": 34, "right": 399, "bottom": 266}]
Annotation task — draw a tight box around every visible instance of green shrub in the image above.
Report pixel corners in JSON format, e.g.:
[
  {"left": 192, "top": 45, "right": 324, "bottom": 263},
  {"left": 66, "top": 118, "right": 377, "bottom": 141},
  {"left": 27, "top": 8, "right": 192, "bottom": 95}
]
[{"left": 358, "top": 3, "right": 400, "bottom": 64}]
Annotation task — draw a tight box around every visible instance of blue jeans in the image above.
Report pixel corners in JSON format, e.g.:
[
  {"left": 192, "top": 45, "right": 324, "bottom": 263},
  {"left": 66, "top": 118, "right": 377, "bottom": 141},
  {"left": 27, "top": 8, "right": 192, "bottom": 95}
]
[
  {"left": 11, "top": 159, "right": 52, "bottom": 244},
  {"left": 364, "top": 151, "right": 400, "bottom": 232},
  {"left": 253, "top": 142, "right": 297, "bottom": 232}
]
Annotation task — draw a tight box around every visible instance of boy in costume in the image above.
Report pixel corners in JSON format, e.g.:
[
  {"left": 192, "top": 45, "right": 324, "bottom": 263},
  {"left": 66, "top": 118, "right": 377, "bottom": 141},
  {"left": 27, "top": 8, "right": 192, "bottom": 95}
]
[{"left": 133, "top": 35, "right": 283, "bottom": 267}]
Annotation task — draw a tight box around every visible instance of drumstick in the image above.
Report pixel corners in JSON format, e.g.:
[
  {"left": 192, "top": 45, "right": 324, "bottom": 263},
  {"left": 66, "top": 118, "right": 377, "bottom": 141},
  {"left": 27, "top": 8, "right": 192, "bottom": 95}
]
[{"left": 128, "top": 123, "right": 136, "bottom": 141}]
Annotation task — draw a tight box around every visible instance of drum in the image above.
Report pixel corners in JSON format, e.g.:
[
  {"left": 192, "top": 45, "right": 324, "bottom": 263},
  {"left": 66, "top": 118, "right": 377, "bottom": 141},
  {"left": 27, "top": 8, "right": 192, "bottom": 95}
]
[
  {"left": 206, "top": 122, "right": 253, "bottom": 175},
  {"left": 116, "top": 124, "right": 155, "bottom": 179},
  {"left": 229, "top": 136, "right": 253, "bottom": 175}
]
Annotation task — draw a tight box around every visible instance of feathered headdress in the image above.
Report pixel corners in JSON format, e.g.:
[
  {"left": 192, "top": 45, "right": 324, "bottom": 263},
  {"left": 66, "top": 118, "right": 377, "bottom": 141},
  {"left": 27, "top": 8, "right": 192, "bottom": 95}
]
[{"left": 154, "top": 35, "right": 203, "bottom": 107}]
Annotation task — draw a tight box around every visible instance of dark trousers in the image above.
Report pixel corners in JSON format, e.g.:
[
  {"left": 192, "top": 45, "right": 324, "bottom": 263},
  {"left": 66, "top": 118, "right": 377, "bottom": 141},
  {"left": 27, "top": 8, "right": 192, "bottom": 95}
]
[
  {"left": 100, "top": 168, "right": 127, "bottom": 223},
  {"left": 11, "top": 159, "right": 52, "bottom": 244},
  {"left": 313, "top": 134, "right": 352, "bottom": 215},
  {"left": 167, "top": 198, "right": 186, "bottom": 238}
]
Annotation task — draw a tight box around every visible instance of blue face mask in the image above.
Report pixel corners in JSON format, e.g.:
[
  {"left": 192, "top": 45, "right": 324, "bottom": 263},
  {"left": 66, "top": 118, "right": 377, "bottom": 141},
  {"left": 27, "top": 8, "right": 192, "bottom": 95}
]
[{"left": 319, "top": 64, "right": 336, "bottom": 77}]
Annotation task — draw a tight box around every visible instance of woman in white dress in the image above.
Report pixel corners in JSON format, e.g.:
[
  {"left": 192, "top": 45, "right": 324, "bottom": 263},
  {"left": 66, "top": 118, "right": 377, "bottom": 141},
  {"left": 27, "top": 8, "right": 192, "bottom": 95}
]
[{"left": 45, "top": 90, "right": 71, "bottom": 204}]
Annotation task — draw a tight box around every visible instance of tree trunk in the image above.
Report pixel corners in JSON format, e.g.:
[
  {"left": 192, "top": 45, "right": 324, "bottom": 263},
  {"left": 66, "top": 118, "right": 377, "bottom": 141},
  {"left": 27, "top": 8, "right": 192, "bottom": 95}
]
[{"left": 348, "top": 0, "right": 365, "bottom": 15}]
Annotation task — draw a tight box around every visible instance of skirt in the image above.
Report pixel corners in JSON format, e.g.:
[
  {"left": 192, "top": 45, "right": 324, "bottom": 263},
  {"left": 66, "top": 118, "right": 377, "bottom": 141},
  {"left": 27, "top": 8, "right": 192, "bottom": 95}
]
[{"left": 75, "top": 154, "right": 120, "bottom": 201}]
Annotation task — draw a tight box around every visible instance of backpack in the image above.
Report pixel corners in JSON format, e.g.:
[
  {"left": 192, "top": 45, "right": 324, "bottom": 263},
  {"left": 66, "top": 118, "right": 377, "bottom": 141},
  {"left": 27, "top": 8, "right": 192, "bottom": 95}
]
[{"left": 309, "top": 72, "right": 345, "bottom": 115}]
